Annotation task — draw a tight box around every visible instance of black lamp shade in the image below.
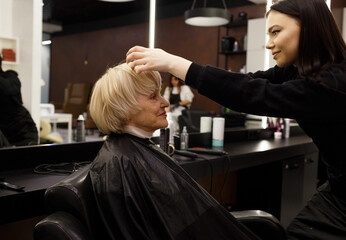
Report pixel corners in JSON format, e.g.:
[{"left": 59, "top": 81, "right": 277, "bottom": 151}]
[{"left": 184, "top": 8, "right": 231, "bottom": 27}]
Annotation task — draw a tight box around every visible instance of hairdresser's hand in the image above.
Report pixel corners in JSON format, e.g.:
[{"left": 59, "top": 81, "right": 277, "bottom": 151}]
[{"left": 126, "top": 46, "right": 192, "bottom": 81}]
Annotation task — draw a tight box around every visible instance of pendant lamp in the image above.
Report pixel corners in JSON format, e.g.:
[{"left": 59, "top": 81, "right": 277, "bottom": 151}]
[{"left": 184, "top": 0, "right": 231, "bottom": 27}]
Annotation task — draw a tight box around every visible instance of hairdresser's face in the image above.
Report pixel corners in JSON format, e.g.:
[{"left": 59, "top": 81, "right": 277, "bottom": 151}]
[
  {"left": 128, "top": 90, "right": 169, "bottom": 133},
  {"left": 171, "top": 76, "right": 179, "bottom": 87},
  {"left": 266, "top": 10, "right": 300, "bottom": 67}
]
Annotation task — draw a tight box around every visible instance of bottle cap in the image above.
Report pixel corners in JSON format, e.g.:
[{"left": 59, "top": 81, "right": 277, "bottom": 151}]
[
  {"left": 78, "top": 114, "right": 85, "bottom": 121},
  {"left": 182, "top": 126, "right": 187, "bottom": 133}
]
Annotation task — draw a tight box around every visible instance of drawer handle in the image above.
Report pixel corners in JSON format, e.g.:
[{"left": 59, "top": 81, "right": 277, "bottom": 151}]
[
  {"left": 285, "top": 163, "right": 299, "bottom": 169},
  {"left": 305, "top": 158, "right": 314, "bottom": 164}
]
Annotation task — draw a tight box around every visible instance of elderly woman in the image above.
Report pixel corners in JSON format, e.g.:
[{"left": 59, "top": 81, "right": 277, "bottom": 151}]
[{"left": 89, "top": 63, "right": 258, "bottom": 240}]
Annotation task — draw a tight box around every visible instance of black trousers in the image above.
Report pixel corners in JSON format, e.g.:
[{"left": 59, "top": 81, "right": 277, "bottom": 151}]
[{"left": 287, "top": 181, "right": 346, "bottom": 240}]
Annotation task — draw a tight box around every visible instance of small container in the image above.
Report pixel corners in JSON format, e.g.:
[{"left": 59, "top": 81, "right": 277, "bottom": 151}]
[
  {"left": 200, "top": 116, "right": 212, "bottom": 133},
  {"left": 212, "top": 117, "right": 225, "bottom": 149},
  {"left": 160, "top": 128, "right": 169, "bottom": 153},
  {"left": 180, "top": 126, "right": 189, "bottom": 150},
  {"left": 167, "top": 113, "right": 175, "bottom": 146},
  {"left": 76, "top": 114, "right": 85, "bottom": 142},
  {"left": 274, "top": 131, "right": 282, "bottom": 139},
  {"left": 283, "top": 118, "right": 290, "bottom": 139},
  {"left": 221, "top": 36, "right": 236, "bottom": 53},
  {"left": 233, "top": 41, "right": 239, "bottom": 52}
]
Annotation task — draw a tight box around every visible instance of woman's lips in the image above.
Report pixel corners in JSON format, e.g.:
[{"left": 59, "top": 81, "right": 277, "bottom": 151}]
[
  {"left": 159, "top": 112, "right": 167, "bottom": 117},
  {"left": 272, "top": 51, "right": 280, "bottom": 59}
]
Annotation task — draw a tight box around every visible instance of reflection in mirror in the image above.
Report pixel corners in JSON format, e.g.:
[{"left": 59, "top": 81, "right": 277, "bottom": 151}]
[
  {"left": 0, "top": 55, "right": 38, "bottom": 148},
  {"left": 39, "top": 0, "right": 268, "bottom": 147},
  {"left": 38, "top": 0, "right": 339, "bottom": 148}
]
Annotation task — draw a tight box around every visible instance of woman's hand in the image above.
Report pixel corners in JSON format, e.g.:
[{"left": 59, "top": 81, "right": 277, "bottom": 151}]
[{"left": 126, "top": 46, "right": 192, "bottom": 81}]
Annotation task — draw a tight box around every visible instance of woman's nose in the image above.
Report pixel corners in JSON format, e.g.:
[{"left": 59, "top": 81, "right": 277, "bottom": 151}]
[
  {"left": 160, "top": 96, "right": 169, "bottom": 108},
  {"left": 266, "top": 38, "right": 274, "bottom": 49}
]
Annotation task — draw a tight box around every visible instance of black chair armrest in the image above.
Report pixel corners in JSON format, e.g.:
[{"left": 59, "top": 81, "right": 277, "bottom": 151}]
[
  {"left": 34, "top": 211, "right": 93, "bottom": 240},
  {"left": 230, "top": 210, "right": 287, "bottom": 240}
]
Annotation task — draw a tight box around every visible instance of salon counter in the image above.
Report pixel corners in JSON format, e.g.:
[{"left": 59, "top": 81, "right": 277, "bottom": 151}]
[{"left": 0, "top": 133, "right": 318, "bottom": 227}]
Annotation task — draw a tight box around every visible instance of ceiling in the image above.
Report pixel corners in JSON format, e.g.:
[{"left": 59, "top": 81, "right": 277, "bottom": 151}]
[{"left": 42, "top": 0, "right": 256, "bottom": 35}]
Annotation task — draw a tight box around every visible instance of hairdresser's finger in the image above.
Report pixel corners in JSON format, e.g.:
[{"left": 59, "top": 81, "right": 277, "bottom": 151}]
[
  {"left": 127, "top": 58, "right": 147, "bottom": 70},
  {"left": 126, "top": 51, "right": 147, "bottom": 64},
  {"left": 133, "top": 65, "right": 148, "bottom": 74},
  {"left": 126, "top": 45, "right": 146, "bottom": 57},
  {"left": 126, "top": 52, "right": 135, "bottom": 64}
]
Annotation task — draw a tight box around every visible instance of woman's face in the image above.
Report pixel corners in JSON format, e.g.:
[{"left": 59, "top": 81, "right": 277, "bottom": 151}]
[
  {"left": 266, "top": 10, "right": 301, "bottom": 67},
  {"left": 171, "top": 77, "right": 180, "bottom": 87},
  {"left": 128, "top": 90, "right": 169, "bottom": 132}
]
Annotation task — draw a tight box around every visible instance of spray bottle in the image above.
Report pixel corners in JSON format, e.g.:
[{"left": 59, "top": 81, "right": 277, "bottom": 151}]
[{"left": 180, "top": 126, "right": 189, "bottom": 150}]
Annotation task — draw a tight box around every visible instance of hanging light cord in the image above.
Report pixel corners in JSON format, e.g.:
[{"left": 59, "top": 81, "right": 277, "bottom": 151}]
[
  {"left": 222, "top": 0, "right": 227, "bottom": 10},
  {"left": 191, "top": 0, "right": 196, "bottom": 10},
  {"left": 191, "top": 0, "right": 228, "bottom": 10}
]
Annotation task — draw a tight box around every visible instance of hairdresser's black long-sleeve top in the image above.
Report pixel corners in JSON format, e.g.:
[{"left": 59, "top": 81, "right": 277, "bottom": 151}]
[{"left": 185, "top": 62, "right": 346, "bottom": 178}]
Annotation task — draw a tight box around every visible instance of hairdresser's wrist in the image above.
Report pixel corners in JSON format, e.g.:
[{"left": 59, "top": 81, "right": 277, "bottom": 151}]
[{"left": 168, "top": 55, "right": 192, "bottom": 82}]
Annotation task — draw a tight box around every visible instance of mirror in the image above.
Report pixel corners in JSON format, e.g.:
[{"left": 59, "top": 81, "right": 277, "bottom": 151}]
[{"left": 2, "top": 0, "right": 341, "bottom": 148}]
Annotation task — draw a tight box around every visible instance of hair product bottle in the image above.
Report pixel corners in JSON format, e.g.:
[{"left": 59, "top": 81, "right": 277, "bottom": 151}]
[
  {"left": 180, "top": 126, "right": 189, "bottom": 150},
  {"left": 76, "top": 114, "right": 85, "bottom": 142}
]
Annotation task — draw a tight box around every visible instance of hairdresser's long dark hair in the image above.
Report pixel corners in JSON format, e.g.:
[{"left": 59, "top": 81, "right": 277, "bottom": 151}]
[
  {"left": 267, "top": 0, "right": 346, "bottom": 78},
  {"left": 168, "top": 74, "right": 184, "bottom": 93}
]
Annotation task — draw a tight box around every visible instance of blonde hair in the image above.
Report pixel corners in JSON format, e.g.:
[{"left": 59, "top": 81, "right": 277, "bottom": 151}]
[{"left": 89, "top": 63, "right": 162, "bottom": 134}]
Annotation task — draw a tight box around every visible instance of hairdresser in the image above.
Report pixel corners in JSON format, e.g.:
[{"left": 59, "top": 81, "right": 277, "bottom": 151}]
[
  {"left": 126, "top": 0, "right": 346, "bottom": 239},
  {"left": 163, "top": 74, "right": 194, "bottom": 134}
]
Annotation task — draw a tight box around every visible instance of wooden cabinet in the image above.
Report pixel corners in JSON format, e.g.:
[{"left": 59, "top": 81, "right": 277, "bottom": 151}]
[
  {"left": 237, "top": 151, "right": 319, "bottom": 228},
  {"left": 0, "top": 36, "right": 19, "bottom": 65}
]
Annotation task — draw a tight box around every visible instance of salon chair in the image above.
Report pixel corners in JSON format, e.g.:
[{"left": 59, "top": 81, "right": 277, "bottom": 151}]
[
  {"left": 52, "top": 82, "right": 92, "bottom": 127},
  {"left": 34, "top": 165, "right": 287, "bottom": 240}
]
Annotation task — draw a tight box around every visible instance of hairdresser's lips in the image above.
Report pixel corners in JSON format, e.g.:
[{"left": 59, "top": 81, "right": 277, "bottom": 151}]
[
  {"left": 159, "top": 112, "right": 167, "bottom": 117},
  {"left": 272, "top": 51, "right": 280, "bottom": 59}
]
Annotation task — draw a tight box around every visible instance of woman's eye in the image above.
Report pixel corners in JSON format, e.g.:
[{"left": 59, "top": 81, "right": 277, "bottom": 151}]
[
  {"left": 150, "top": 94, "right": 157, "bottom": 100},
  {"left": 272, "top": 30, "right": 280, "bottom": 36}
]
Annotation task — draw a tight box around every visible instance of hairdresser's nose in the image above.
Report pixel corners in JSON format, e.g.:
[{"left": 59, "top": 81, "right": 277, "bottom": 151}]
[
  {"left": 266, "top": 37, "right": 274, "bottom": 50},
  {"left": 160, "top": 95, "right": 169, "bottom": 108}
]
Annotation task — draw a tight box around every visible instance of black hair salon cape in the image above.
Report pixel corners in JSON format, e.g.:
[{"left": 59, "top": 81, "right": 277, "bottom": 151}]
[{"left": 89, "top": 133, "right": 259, "bottom": 240}]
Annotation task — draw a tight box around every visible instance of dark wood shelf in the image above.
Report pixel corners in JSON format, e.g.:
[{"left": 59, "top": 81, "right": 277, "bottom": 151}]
[
  {"left": 226, "top": 21, "right": 247, "bottom": 28},
  {"left": 219, "top": 51, "right": 246, "bottom": 55}
]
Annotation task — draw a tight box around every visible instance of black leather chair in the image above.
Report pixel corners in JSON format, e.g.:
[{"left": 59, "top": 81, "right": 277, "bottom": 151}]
[
  {"left": 34, "top": 165, "right": 287, "bottom": 240},
  {"left": 34, "top": 164, "right": 108, "bottom": 240}
]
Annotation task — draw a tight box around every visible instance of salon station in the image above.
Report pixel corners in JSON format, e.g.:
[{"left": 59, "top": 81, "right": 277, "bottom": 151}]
[{"left": 0, "top": 0, "right": 345, "bottom": 239}]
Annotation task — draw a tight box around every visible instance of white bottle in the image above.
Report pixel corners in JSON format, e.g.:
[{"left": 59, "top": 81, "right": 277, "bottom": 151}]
[
  {"left": 167, "top": 112, "right": 175, "bottom": 147},
  {"left": 76, "top": 114, "right": 85, "bottom": 142},
  {"left": 233, "top": 41, "right": 239, "bottom": 52},
  {"left": 180, "top": 126, "right": 189, "bottom": 150},
  {"left": 283, "top": 118, "right": 290, "bottom": 139}
]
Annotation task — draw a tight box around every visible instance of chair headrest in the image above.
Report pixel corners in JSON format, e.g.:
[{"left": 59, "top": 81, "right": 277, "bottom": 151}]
[{"left": 45, "top": 164, "right": 107, "bottom": 238}]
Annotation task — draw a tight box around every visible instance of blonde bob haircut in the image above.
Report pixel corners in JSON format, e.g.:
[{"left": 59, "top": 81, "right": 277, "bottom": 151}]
[{"left": 89, "top": 63, "right": 162, "bottom": 134}]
